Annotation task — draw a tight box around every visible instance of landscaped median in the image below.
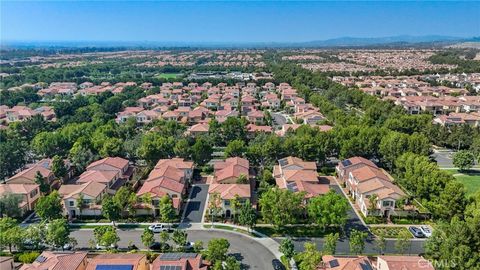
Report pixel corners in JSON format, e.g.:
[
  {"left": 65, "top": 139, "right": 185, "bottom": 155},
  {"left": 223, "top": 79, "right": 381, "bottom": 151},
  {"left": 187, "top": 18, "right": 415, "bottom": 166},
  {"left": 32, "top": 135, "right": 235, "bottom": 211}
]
[
  {"left": 203, "top": 224, "right": 257, "bottom": 237},
  {"left": 254, "top": 224, "right": 339, "bottom": 238},
  {"left": 370, "top": 226, "right": 413, "bottom": 239}
]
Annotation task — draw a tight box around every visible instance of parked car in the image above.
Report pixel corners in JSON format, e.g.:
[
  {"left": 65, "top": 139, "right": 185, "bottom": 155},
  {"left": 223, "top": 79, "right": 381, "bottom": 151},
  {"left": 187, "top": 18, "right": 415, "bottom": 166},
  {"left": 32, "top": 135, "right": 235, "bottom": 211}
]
[
  {"left": 149, "top": 242, "right": 170, "bottom": 251},
  {"left": 420, "top": 226, "right": 432, "bottom": 237},
  {"left": 127, "top": 244, "right": 138, "bottom": 250},
  {"left": 148, "top": 224, "right": 171, "bottom": 233},
  {"left": 183, "top": 241, "right": 195, "bottom": 250},
  {"left": 22, "top": 240, "right": 47, "bottom": 250},
  {"left": 96, "top": 243, "right": 118, "bottom": 250},
  {"left": 272, "top": 259, "right": 286, "bottom": 270},
  {"left": 409, "top": 226, "right": 426, "bottom": 238}
]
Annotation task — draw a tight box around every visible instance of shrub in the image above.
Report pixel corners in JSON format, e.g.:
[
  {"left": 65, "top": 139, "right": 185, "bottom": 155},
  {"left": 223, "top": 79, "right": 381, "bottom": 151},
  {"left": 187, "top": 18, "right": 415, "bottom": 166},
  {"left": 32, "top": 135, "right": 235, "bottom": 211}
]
[{"left": 18, "top": 252, "right": 41, "bottom": 263}]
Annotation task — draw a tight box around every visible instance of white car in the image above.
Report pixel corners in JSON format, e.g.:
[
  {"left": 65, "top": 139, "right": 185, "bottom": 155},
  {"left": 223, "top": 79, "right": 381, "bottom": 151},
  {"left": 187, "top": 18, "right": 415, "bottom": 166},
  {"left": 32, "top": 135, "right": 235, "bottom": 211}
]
[
  {"left": 420, "top": 226, "right": 432, "bottom": 237},
  {"left": 148, "top": 224, "right": 170, "bottom": 233},
  {"left": 96, "top": 243, "right": 117, "bottom": 250}
]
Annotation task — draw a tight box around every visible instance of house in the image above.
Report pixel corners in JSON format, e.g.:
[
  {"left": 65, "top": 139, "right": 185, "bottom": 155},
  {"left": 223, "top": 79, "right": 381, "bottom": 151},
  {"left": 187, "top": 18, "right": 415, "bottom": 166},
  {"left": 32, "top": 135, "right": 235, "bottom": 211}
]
[
  {"left": 246, "top": 110, "right": 264, "bottom": 124},
  {"left": 85, "top": 254, "right": 149, "bottom": 270},
  {"left": 273, "top": 156, "right": 329, "bottom": 199},
  {"left": 86, "top": 157, "right": 131, "bottom": 178},
  {"left": 7, "top": 158, "right": 72, "bottom": 189},
  {"left": 376, "top": 256, "right": 435, "bottom": 270},
  {"left": 276, "top": 124, "right": 302, "bottom": 136},
  {"left": 208, "top": 184, "right": 251, "bottom": 217},
  {"left": 58, "top": 182, "right": 107, "bottom": 218},
  {"left": 318, "top": 255, "right": 373, "bottom": 270},
  {"left": 187, "top": 123, "right": 210, "bottom": 137},
  {"left": 337, "top": 157, "right": 405, "bottom": 217},
  {"left": 151, "top": 253, "right": 208, "bottom": 270},
  {"left": 0, "top": 184, "right": 40, "bottom": 216},
  {"left": 136, "top": 158, "right": 193, "bottom": 215},
  {"left": 246, "top": 124, "right": 272, "bottom": 135},
  {"left": 213, "top": 157, "right": 249, "bottom": 184},
  {"left": 19, "top": 251, "right": 88, "bottom": 270}
]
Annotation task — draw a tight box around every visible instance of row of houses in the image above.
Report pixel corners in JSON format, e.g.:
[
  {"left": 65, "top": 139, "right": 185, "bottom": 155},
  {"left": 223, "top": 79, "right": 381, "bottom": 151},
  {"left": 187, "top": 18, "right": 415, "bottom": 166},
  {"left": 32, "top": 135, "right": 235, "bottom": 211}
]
[
  {"left": 9, "top": 251, "right": 436, "bottom": 270},
  {"left": 0, "top": 105, "right": 56, "bottom": 125},
  {"left": 18, "top": 252, "right": 206, "bottom": 270}
]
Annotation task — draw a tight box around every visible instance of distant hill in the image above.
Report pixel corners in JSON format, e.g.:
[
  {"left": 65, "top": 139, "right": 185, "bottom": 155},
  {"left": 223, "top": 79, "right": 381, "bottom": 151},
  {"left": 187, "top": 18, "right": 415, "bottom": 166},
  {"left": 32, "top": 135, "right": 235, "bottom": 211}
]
[{"left": 2, "top": 35, "right": 478, "bottom": 49}]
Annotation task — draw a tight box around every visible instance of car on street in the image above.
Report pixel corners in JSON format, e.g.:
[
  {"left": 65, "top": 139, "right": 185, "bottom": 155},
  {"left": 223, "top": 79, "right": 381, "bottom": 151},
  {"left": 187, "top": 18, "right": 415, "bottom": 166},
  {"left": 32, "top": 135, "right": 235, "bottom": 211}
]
[
  {"left": 149, "top": 242, "right": 170, "bottom": 251},
  {"left": 420, "top": 226, "right": 432, "bottom": 237},
  {"left": 272, "top": 259, "right": 286, "bottom": 270},
  {"left": 409, "top": 226, "right": 426, "bottom": 238},
  {"left": 183, "top": 241, "right": 195, "bottom": 251},
  {"left": 148, "top": 224, "right": 171, "bottom": 233},
  {"left": 96, "top": 243, "right": 118, "bottom": 250}
]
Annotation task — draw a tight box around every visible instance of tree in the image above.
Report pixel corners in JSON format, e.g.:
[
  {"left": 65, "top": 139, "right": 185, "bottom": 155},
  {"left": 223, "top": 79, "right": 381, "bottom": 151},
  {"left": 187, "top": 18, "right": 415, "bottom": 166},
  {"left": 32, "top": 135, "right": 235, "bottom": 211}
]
[
  {"left": 237, "top": 200, "right": 257, "bottom": 230},
  {"left": 141, "top": 228, "right": 155, "bottom": 250},
  {"left": 159, "top": 195, "right": 176, "bottom": 223},
  {"left": 349, "top": 229, "right": 368, "bottom": 255},
  {"left": 113, "top": 187, "right": 137, "bottom": 217},
  {"left": 191, "top": 137, "right": 213, "bottom": 165},
  {"left": 46, "top": 219, "right": 70, "bottom": 250},
  {"left": 31, "top": 131, "right": 68, "bottom": 157},
  {"left": 76, "top": 194, "right": 85, "bottom": 217},
  {"left": 0, "top": 193, "right": 23, "bottom": 217},
  {"left": 453, "top": 150, "right": 475, "bottom": 171},
  {"left": 172, "top": 229, "right": 188, "bottom": 250},
  {"left": 193, "top": 240, "right": 204, "bottom": 253},
  {"left": 224, "top": 256, "right": 241, "bottom": 270},
  {"left": 174, "top": 138, "right": 191, "bottom": 159},
  {"left": 279, "top": 238, "right": 295, "bottom": 260},
  {"left": 224, "top": 139, "right": 246, "bottom": 158},
  {"left": 25, "top": 223, "right": 46, "bottom": 250},
  {"left": 102, "top": 196, "right": 121, "bottom": 224},
  {"left": 0, "top": 217, "right": 23, "bottom": 252},
  {"left": 307, "top": 190, "right": 349, "bottom": 231},
  {"left": 159, "top": 231, "right": 170, "bottom": 245},
  {"left": 298, "top": 242, "right": 322, "bottom": 270},
  {"left": 0, "top": 139, "right": 27, "bottom": 180},
  {"left": 374, "top": 232, "right": 387, "bottom": 255},
  {"left": 138, "top": 133, "right": 175, "bottom": 166},
  {"left": 35, "top": 191, "right": 63, "bottom": 221},
  {"left": 34, "top": 171, "right": 50, "bottom": 194},
  {"left": 69, "top": 142, "right": 95, "bottom": 172},
  {"left": 395, "top": 230, "right": 411, "bottom": 255},
  {"left": 367, "top": 194, "right": 378, "bottom": 214},
  {"left": 208, "top": 192, "right": 223, "bottom": 223},
  {"left": 51, "top": 155, "right": 67, "bottom": 180},
  {"left": 259, "top": 188, "right": 304, "bottom": 228},
  {"left": 323, "top": 233, "right": 340, "bottom": 255},
  {"left": 94, "top": 226, "right": 120, "bottom": 249},
  {"left": 235, "top": 174, "right": 249, "bottom": 184},
  {"left": 205, "top": 238, "right": 230, "bottom": 264}
]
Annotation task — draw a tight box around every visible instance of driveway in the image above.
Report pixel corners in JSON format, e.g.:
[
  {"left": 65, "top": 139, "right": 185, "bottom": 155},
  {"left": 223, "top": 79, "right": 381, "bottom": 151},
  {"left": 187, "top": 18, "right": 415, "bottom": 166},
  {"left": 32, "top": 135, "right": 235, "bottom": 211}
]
[
  {"left": 271, "top": 112, "right": 287, "bottom": 128},
  {"left": 330, "top": 184, "right": 369, "bottom": 234},
  {"left": 182, "top": 184, "right": 209, "bottom": 223},
  {"left": 432, "top": 149, "right": 455, "bottom": 168}
]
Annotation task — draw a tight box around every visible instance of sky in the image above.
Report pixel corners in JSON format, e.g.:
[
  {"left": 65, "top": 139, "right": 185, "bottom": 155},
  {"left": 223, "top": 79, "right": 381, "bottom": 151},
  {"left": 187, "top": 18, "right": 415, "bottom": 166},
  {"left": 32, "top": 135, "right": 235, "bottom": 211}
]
[{"left": 1, "top": 1, "right": 479, "bottom": 44}]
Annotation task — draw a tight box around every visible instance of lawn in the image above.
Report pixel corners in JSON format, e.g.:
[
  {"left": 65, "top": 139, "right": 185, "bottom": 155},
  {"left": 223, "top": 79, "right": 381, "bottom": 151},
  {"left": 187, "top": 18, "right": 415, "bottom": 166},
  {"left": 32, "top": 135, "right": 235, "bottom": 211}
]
[
  {"left": 370, "top": 226, "right": 413, "bottom": 238},
  {"left": 203, "top": 224, "right": 255, "bottom": 237},
  {"left": 444, "top": 169, "right": 480, "bottom": 196},
  {"left": 156, "top": 73, "right": 181, "bottom": 79}
]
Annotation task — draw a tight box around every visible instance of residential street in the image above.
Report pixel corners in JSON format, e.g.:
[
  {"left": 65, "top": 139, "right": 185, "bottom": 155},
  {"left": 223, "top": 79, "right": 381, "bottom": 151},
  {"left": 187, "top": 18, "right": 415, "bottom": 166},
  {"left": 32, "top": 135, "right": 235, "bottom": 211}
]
[{"left": 70, "top": 228, "right": 277, "bottom": 270}]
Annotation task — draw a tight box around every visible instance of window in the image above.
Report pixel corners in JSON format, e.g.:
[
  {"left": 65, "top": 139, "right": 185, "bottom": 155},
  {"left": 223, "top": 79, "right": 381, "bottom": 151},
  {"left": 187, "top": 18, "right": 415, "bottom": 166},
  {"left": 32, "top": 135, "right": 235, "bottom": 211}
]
[
  {"left": 30, "top": 189, "right": 38, "bottom": 198},
  {"left": 224, "top": 200, "right": 230, "bottom": 206},
  {"left": 69, "top": 201, "right": 74, "bottom": 207},
  {"left": 382, "top": 201, "right": 393, "bottom": 207}
]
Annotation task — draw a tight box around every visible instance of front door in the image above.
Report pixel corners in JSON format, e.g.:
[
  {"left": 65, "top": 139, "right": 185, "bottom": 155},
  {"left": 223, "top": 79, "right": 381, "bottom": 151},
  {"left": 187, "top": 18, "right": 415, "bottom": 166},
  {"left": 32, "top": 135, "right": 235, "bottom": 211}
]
[{"left": 70, "top": 210, "right": 76, "bottom": 218}]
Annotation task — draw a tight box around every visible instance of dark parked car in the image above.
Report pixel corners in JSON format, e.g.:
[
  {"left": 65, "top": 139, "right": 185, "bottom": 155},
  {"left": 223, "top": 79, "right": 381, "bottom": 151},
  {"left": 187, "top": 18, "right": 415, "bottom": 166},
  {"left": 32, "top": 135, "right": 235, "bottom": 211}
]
[
  {"left": 409, "top": 226, "right": 426, "bottom": 238},
  {"left": 272, "top": 259, "right": 286, "bottom": 270},
  {"left": 149, "top": 242, "right": 170, "bottom": 251}
]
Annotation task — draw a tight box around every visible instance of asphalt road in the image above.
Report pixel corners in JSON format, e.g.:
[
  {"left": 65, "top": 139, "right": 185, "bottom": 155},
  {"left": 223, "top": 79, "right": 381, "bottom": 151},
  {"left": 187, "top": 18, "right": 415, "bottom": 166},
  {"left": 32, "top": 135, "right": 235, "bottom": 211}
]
[
  {"left": 70, "top": 229, "right": 277, "bottom": 270},
  {"left": 182, "top": 184, "right": 209, "bottom": 223},
  {"left": 432, "top": 150, "right": 455, "bottom": 168}
]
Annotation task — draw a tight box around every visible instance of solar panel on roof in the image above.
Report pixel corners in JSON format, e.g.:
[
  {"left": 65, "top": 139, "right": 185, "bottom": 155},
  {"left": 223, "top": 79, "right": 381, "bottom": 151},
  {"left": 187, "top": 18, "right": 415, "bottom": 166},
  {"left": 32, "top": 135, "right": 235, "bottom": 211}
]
[
  {"left": 341, "top": 160, "right": 352, "bottom": 167},
  {"left": 286, "top": 182, "right": 298, "bottom": 192},
  {"left": 328, "top": 259, "right": 339, "bottom": 268},
  {"left": 159, "top": 266, "right": 182, "bottom": 270},
  {"left": 95, "top": 265, "right": 133, "bottom": 270},
  {"left": 35, "top": 255, "right": 47, "bottom": 263},
  {"left": 279, "top": 159, "right": 288, "bottom": 166},
  {"left": 159, "top": 253, "right": 197, "bottom": 261},
  {"left": 360, "top": 262, "right": 373, "bottom": 270}
]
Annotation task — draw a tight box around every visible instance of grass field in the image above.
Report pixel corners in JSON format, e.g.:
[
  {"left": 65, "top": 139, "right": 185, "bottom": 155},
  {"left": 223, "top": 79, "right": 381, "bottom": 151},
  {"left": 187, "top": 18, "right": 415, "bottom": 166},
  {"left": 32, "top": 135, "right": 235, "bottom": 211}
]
[
  {"left": 156, "top": 73, "right": 181, "bottom": 79},
  {"left": 444, "top": 169, "right": 480, "bottom": 196}
]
